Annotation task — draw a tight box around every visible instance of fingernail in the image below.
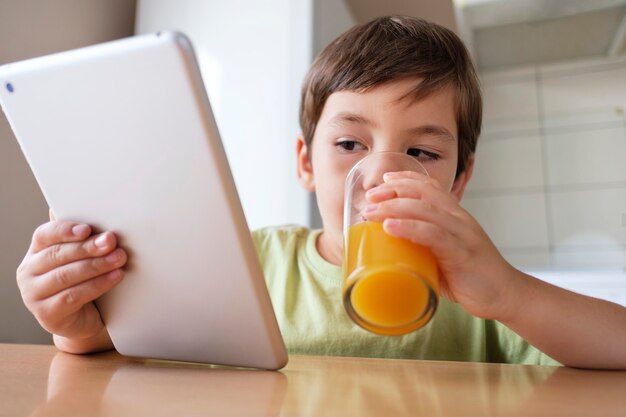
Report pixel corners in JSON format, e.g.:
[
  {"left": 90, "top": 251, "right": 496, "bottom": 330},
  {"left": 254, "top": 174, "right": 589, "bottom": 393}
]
[
  {"left": 383, "top": 172, "right": 397, "bottom": 181},
  {"left": 94, "top": 234, "right": 108, "bottom": 248},
  {"left": 385, "top": 219, "right": 400, "bottom": 228},
  {"left": 107, "top": 269, "right": 123, "bottom": 281},
  {"left": 364, "top": 204, "right": 379, "bottom": 213},
  {"left": 72, "top": 224, "right": 89, "bottom": 236},
  {"left": 105, "top": 250, "right": 119, "bottom": 263}
]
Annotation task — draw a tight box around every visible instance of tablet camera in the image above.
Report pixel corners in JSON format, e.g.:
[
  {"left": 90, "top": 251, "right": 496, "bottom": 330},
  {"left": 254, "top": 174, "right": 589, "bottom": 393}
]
[{"left": 5, "top": 82, "right": 14, "bottom": 93}]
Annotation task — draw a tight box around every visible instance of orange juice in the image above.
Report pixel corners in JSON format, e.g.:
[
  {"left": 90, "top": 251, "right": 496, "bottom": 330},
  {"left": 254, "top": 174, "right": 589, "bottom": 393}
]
[{"left": 343, "top": 221, "right": 439, "bottom": 336}]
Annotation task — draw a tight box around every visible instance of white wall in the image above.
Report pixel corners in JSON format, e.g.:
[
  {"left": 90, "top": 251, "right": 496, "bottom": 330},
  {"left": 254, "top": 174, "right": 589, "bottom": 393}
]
[
  {"left": 136, "top": 0, "right": 313, "bottom": 230},
  {"left": 462, "top": 56, "right": 626, "bottom": 306},
  {"left": 0, "top": 0, "right": 136, "bottom": 343}
]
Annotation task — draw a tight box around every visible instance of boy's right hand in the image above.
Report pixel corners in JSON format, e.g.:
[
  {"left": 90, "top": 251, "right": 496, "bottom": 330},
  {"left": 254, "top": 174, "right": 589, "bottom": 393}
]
[{"left": 16, "top": 217, "right": 127, "bottom": 344}]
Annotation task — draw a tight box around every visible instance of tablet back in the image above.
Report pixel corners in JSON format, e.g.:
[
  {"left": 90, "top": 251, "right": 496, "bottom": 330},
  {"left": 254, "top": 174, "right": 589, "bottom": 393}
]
[{"left": 0, "top": 32, "right": 287, "bottom": 369}]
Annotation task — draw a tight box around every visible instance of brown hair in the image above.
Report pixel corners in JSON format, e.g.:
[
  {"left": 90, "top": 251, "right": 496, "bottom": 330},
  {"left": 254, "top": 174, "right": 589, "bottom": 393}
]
[{"left": 299, "top": 15, "right": 482, "bottom": 177}]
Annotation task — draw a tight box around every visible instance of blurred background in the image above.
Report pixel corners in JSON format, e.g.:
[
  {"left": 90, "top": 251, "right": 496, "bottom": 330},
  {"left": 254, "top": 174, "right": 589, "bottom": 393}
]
[{"left": 1, "top": 0, "right": 625, "bottom": 344}]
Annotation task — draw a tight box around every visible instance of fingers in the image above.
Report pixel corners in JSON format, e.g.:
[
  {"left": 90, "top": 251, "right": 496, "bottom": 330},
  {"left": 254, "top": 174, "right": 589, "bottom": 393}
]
[
  {"left": 361, "top": 170, "right": 476, "bottom": 246},
  {"left": 26, "top": 248, "right": 127, "bottom": 302},
  {"left": 34, "top": 271, "right": 123, "bottom": 335},
  {"left": 367, "top": 174, "right": 462, "bottom": 215},
  {"left": 364, "top": 196, "right": 466, "bottom": 236},
  {"left": 29, "top": 221, "right": 92, "bottom": 254},
  {"left": 28, "top": 232, "right": 118, "bottom": 276},
  {"left": 381, "top": 218, "right": 476, "bottom": 272},
  {"left": 382, "top": 217, "right": 453, "bottom": 251},
  {"left": 384, "top": 171, "right": 442, "bottom": 189},
  {"left": 18, "top": 219, "right": 128, "bottom": 340}
]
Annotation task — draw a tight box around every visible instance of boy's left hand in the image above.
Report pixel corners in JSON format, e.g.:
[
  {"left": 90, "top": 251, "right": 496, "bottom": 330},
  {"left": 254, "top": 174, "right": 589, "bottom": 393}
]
[{"left": 362, "top": 170, "right": 519, "bottom": 322}]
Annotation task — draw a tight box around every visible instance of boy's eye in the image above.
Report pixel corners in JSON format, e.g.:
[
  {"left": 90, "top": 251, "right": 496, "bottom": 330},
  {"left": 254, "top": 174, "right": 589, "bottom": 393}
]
[
  {"left": 407, "top": 148, "right": 440, "bottom": 161},
  {"left": 336, "top": 140, "right": 365, "bottom": 152}
]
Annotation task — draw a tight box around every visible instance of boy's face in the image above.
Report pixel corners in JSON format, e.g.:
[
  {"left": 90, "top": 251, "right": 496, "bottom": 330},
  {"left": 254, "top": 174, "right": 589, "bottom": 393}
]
[{"left": 296, "top": 77, "right": 474, "bottom": 265}]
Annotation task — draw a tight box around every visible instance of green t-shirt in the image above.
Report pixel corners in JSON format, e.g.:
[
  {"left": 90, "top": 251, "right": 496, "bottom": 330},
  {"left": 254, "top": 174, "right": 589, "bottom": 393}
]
[{"left": 252, "top": 225, "right": 559, "bottom": 366}]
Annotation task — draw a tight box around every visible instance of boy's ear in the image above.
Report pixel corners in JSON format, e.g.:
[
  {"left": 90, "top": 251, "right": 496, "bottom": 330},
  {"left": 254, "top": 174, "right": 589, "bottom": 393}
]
[
  {"left": 296, "top": 136, "right": 315, "bottom": 192},
  {"left": 450, "top": 156, "right": 475, "bottom": 201}
]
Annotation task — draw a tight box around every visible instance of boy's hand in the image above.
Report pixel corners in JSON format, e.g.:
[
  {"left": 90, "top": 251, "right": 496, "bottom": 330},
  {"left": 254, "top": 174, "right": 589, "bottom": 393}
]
[
  {"left": 16, "top": 217, "right": 127, "bottom": 344},
  {"left": 362, "top": 171, "right": 518, "bottom": 321}
]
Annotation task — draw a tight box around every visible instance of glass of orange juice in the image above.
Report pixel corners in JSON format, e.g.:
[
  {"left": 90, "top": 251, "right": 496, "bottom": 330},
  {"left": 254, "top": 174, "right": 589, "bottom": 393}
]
[{"left": 343, "top": 152, "right": 439, "bottom": 336}]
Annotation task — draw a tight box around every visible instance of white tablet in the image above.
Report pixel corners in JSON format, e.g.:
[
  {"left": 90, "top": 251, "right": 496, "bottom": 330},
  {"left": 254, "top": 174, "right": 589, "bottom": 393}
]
[{"left": 0, "top": 32, "right": 288, "bottom": 370}]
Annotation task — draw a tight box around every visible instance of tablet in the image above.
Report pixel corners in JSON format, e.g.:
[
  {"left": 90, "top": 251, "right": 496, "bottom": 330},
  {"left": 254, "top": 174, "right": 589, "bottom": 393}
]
[{"left": 0, "top": 32, "right": 288, "bottom": 370}]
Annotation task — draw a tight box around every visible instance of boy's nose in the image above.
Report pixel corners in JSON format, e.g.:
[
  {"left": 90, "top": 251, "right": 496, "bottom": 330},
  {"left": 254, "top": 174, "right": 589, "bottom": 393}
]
[{"left": 360, "top": 157, "right": 398, "bottom": 191}]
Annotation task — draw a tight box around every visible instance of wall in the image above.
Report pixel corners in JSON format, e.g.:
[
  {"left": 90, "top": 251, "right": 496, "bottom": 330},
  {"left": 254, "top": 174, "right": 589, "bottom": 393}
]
[
  {"left": 308, "top": 0, "right": 356, "bottom": 228},
  {"left": 313, "top": 0, "right": 356, "bottom": 55},
  {"left": 136, "top": 0, "right": 313, "bottom": 231},
  {"left": 0, "top": 0, "right": 136, "bottom": 343},
  {"left": 462, "top": 56, "right": 626, "bottom": 306}
]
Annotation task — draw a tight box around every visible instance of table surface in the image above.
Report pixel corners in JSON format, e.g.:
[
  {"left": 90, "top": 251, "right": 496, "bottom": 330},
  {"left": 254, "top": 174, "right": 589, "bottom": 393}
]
[{"left": 2, "top": 343, "right": 625, "bottom": 417}]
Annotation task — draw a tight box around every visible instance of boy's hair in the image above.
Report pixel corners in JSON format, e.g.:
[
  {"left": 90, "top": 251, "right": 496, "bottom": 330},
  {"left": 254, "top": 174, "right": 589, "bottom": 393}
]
[{"left": 299, "top": 15, "right": 481, "bottom": 177}]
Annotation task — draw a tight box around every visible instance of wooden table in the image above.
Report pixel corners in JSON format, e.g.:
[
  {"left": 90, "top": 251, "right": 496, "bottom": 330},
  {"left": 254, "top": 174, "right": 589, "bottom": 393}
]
[{"left": 2, "top": 343, "right": 625, "bottom": 417}]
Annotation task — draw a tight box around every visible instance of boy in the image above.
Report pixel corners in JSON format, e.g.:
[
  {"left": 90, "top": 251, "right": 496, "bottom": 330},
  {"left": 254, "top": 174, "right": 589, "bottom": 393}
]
[{"left": 15, "top": 16, "right": 626, "bottom": 368}]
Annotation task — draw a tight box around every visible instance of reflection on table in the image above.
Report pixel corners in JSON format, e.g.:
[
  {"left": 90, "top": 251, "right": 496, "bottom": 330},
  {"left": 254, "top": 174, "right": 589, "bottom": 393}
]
[{"left": 2, "top": 344, "right": 625, "bottom": 417}]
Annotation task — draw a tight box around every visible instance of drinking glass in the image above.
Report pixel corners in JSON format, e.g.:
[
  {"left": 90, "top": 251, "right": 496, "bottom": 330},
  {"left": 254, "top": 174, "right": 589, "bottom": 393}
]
[{"left": 343, "top": 152, "right": 439, "bottom": 336}]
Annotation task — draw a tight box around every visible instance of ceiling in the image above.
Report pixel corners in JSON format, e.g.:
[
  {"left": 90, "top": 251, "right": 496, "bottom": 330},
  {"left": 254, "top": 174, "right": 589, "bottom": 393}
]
[
  {"left": 344, "top": 0, "right": 626, "bottom": 71},
  {"left": 344, "top": 0, "right": 458, "bottom": 32}
]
